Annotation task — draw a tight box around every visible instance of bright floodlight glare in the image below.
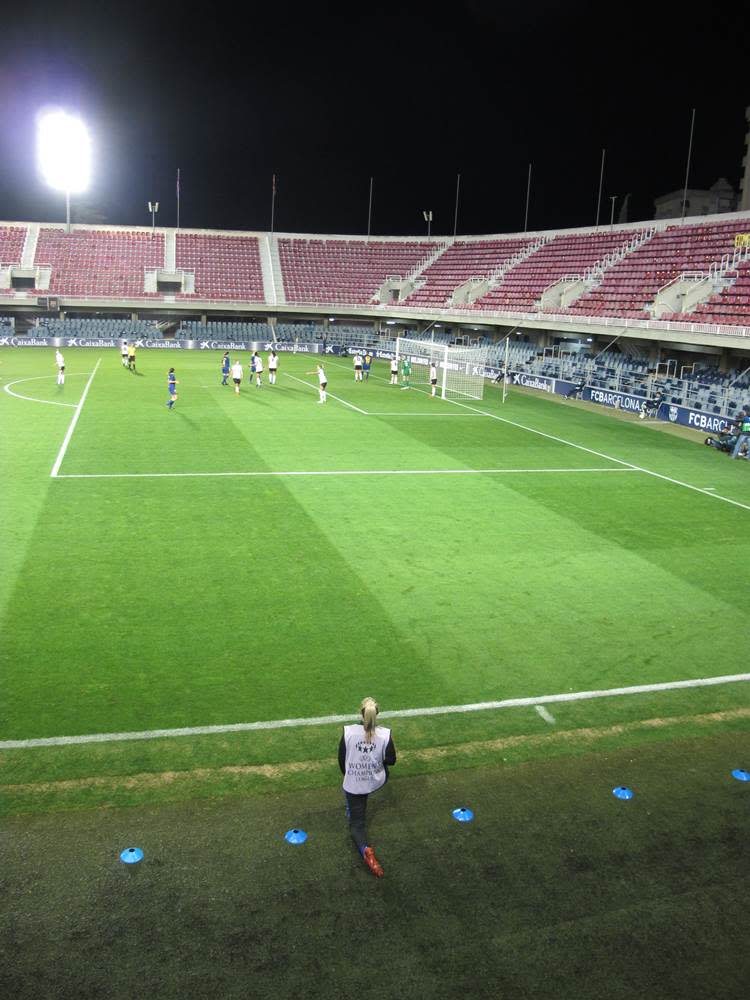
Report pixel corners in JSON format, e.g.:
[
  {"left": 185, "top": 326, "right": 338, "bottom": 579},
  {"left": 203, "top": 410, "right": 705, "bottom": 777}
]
[{"left": 37, "top": 111, "right": 91, "bottom": 193}]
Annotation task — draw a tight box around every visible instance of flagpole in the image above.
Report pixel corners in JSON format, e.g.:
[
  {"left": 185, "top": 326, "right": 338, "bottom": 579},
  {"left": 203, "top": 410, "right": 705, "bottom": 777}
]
[
  {"left": 523, "top": 163, "right": 532, "bottom": 233},
  {"left": 681, "top": 108, "right": 696, "bottom": 221},
  {"left": 366, "top": 176, "right": 373, "bottom": 242},
  {"left": 595, "top": 148, "right": 605, "bottom": 227},
  {"left": 176, "top": 168, "right": 180, "bottom": 229},
  {"left": 453, "top": 173, "right": 461, "bottom": 238},
  {"left": 271, "top": 174, "right": 276, "bottom": 236}
]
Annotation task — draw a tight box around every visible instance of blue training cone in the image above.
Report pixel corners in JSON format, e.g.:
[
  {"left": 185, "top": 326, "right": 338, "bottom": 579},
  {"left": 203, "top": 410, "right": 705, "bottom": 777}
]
[
  {"left": 120, "top": 847, "right": 144, "bottom": 864},
  {"left": 452, "top": 807, "right": 474, "bottom": 822},
  {"left": 612, "top": 786, "right": 634, "bottom": 800},
  {"left": 731, "top": 769, "right": 750, "bottom": 782},
  {"left": 284, "top": 829, "right": 308, "bottom": 844}
]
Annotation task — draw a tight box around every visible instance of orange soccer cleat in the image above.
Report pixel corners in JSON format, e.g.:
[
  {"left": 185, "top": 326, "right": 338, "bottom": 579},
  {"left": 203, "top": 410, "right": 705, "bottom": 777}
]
[{"left": 363, "top": 846, "right": 384, "bottom": 878}]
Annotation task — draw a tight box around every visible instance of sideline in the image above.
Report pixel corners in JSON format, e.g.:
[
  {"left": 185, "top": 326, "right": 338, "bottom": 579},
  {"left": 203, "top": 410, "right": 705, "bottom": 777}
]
[{"left": 1, "top": 671, "right": 748, "bottom": 750}]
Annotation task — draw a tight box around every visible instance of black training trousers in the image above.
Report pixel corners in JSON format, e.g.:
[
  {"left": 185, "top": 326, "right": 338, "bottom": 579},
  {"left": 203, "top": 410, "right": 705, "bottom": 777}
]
[{"left": 344, "top": 792, "right": 370, "bottom": 853}]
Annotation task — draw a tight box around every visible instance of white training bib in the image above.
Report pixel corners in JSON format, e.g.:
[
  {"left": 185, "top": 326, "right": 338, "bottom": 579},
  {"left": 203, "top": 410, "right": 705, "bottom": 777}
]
[{"left": 342, "top": 724, "right": 391, "bottom": 794}]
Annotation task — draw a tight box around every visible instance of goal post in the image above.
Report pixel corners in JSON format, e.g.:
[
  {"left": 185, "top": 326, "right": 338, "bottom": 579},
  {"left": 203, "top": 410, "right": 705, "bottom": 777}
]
[{"left": 395, "top": 336, "right": 486, "bottom": 401}]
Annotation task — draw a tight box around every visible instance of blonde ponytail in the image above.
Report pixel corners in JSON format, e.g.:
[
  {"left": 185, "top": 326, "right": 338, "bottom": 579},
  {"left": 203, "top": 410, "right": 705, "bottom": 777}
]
[{"left": 360, "top": 697, "right": 379, "bottom": 741}]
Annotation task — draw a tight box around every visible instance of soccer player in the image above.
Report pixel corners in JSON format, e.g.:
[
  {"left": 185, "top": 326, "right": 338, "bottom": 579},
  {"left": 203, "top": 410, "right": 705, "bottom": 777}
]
[
  {"left": 55, "top": 349, "right": 65, "bottom": 385},
  {"left": 339, "top": 697, "right": 397, "bottom": 878},
  {"left": 307, "top": 363, "right": 328, "bottom": 403},
  {"left": 401, "top": 357, "right": 411, "bottom": 390},
  {"left": 220, "top": 352, "right": 230, "bottom": 385},
  {"left": 430, "top": 362, "right": 438, "bottom": 397},
  {"left": 231, "top": 359, "right": 243, "bottom": 394},
  {"left": 120, "top": 340, "right": 129, "bottom": 367},
  {"left": 353, "top": 353, "right": 363, "bottom": 382},
  {"left": 268, "top": 350, "right": 279, "bottom": 385},
  {"left": 363, "top": 352, "right": 372, "bottom": 381},
  {"left": 127, "top": 342, "right": 136, "bottom": 372},
  {"left": 166, "top": 367, "right": 179, "bottom": 409},
  {"left": 252, "top": 351, "right": 264, "bottom": 388},
  {"left": 390, "top": 357, "right": 398, "bottom": 385}
]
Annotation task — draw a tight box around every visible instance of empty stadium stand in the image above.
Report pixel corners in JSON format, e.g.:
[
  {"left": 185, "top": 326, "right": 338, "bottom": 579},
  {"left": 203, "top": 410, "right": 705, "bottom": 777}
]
[
  {"left": 0, "top": 226, "right": 25, "bottom": 265},
  {"left": 568, "top": 220, "right": 744, "bottom": 319},
  {"left": 1, "top": 215, "right": 750, "bottom": 333},
  {"left": 175, "top": 233, "right": 265, "bottom": 301},
  {"left": 34, "top": 228, "right": 164, "bottom": 297},
  {"left": 402, "top": 238, "right": 533, "bottom": 307},
  {"left": 278, "top": 238, "right": 435, "bottom": 304},
  {"left": 471, "top": 230, "right": 651, "bottom": 312},
  {"left": 36, "top": 317, "right": 164, "bottom": 339}
]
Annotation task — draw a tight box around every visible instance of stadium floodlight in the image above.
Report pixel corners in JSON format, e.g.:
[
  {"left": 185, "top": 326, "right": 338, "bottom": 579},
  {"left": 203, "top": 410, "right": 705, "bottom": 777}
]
[
  {"left": 37, "top": 111, "right": 91, "bottom": 233},
  {"left": 422, "top": 210, "right": 433, "bottom": 238},
  {"left": 148, "top": 201, "right": 159, "bottom": 236}
]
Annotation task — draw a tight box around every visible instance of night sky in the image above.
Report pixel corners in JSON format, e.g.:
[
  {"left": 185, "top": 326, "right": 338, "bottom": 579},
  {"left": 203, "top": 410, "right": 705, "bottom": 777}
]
[{"left": 0, "top": 0, "right": 747, "bottom": 237}]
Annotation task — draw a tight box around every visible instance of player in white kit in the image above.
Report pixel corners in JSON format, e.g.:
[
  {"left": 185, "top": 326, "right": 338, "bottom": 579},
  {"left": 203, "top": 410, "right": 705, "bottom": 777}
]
[
  {"left": 268, "top": 350, "right": 279, "bottom": 385},
  {"left": 390, "top": 358, "right": 398, "bottom": 385},
  {"left": 55, "top": 350, "right": 65, "bottom": 385},
  {"left": 353, "top": 353, "right": 363, "bottom": 381},
  {"left": 306, "top": 363, "right": 327, "bottom": 403},
  {"left": 252, "top": 351, "right": 264, "bottom": 388},
  {"left": 231, "top": 360, "right": 243, "bottom": 394},
  {"left": 430, "top": 362, "right": 438, "bottom": 397},
  {"left": 120, "top": 340, "right": 128, "bottom": 367}
]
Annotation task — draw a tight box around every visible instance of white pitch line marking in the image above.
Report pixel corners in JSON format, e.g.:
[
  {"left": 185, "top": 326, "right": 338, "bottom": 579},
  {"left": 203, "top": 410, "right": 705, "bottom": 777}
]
[
  {"left": 50, "top": 360, "right": 101, "bottom": 478},
  {"left": 326, "top": 358, "right": 750, "bottom": 512},
  {"left": 53, "top": 467, "right": 639, "bottom": 480},
  {"left": 3, "top": 372, "right": 88, "bottom": 408},
  {"left": 2, "top": 672, "right": 748, "bottom": 750},
  {"left": 365, "top": 412, "right": 486, "bottom": 417},
  {"left": 284, "top": 371, "right": 368, "bottom": 414},
  {"left": 535, "top": 705, "right": 556, "bottom": 725},
  {"left": 443, "top": 395, "right": 750, "bottom": 513}
]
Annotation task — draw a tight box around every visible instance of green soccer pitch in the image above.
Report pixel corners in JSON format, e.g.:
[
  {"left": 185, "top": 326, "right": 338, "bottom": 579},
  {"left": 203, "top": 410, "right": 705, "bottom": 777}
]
[
  {"left": 3, "top": 345, "right": 750, "bottom": 1000},
  {"left": 1, "top": 345, "right": 749, "bottom": 808}
]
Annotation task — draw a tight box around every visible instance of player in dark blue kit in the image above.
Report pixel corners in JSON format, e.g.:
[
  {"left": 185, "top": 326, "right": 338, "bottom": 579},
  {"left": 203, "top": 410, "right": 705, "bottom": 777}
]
[
  {"left": 221, "top": 352, "right": 230, "bottom": 385},
  {"left": 166, "top": 367, "right": 179, "bottom": 409}
]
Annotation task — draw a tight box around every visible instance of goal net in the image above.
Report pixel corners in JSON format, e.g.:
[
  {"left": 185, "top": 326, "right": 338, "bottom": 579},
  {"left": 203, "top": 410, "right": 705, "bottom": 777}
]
[{"left": 395, "top": 337, "right": 486, "bottom": 401}]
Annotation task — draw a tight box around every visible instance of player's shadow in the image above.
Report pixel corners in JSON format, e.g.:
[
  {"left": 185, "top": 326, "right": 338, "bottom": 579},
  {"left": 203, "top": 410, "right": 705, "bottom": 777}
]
[{"left": 175, "top": 412, "right": 198, "bottom": 426}]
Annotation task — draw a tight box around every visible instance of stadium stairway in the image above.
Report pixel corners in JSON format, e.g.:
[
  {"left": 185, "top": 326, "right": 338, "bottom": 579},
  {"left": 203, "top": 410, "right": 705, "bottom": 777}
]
[
  {"left": 261, "top": 234, "right": 281, "bottom": 305},
  {"left": 21, "top": 224, "right": 39, "bottom": 268}
]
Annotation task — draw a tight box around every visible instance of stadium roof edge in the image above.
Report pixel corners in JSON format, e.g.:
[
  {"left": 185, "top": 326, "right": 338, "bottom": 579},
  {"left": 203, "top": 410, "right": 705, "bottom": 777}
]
[{"left": 2, "top": 208, "right": 750, "bottom": 243}]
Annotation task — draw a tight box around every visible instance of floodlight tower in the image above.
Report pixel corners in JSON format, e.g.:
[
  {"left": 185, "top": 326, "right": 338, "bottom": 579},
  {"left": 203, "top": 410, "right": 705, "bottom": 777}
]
[
  {"left": 423, "top": 210, "right": 433, "bottom": 239},
  {"left": 148, "top": 201, "right": 159, "bottom": 236},
  {"left": 37, "top": 111, "right": 91, "bottom": 234},
  {"left": 609, "top": 195, "right": 617, "bottom": 229}
]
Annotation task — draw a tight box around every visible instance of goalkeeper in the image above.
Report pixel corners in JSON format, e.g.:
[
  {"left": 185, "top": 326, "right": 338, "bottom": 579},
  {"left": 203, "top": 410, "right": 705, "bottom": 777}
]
[{"left": 401, "top": 358, "right": 411, "bottom": 390}]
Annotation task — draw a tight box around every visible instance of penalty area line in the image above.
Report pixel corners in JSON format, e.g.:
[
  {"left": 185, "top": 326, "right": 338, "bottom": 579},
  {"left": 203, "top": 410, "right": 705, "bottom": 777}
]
[
  {"left": 283, "top": 371, "right": 368, "bottom": 414},
  {"left": 50, "top": 359, "right": 101, "bottom": 478},
  {"left": 2, "top": 672, "right": 748, "bottom": 749}
]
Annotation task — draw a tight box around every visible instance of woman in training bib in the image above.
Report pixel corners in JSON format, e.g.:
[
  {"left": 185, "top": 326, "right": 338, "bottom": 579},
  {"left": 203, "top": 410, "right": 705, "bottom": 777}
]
[{"left": 338, "top": 697, "right": 397, "bottom": 877}]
